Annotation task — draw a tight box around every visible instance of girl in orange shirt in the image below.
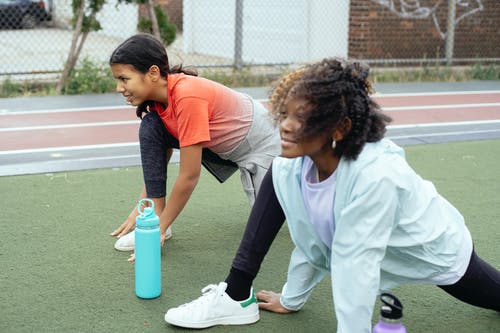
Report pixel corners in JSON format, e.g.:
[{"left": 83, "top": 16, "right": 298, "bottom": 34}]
[{"left": 109, "top": 34, "right": 280, "bottom": 260}]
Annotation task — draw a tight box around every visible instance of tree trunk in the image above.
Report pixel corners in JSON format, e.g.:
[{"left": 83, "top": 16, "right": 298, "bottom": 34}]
[
  {"left": 146, "top": 0, "right": 161, "bottom": 40},
  {"left": 55, "top": 1, "right": 85, "bottom": 94}
]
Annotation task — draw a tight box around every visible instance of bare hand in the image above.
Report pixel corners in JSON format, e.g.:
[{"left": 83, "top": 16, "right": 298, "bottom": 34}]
[
  {"left": 160, "top": 231, "right": 168, "bottom": 247},
  {"left": 110, "top": 216, "right": 135, "bottom": 238},
  {"left": 128, "top": 252, "right": 135, "bottom": 263},
  {"left": 256, "top": 290, "right": 293, "bottom": 314}
]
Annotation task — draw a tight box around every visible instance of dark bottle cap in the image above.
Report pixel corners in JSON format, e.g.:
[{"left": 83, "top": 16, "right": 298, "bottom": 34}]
[{"left": 380, "top": 293, "right": 403, "bottom": 320}]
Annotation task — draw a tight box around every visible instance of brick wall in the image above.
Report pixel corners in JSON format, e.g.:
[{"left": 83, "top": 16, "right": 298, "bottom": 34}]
[
  {"left": 139, "top": 1, "right": 498, "bottom": 63},
  {"left": 349, "top": 0, "right": 500, "bottom": 62},
  {"left": 138, "top": 0, "right": 183, "bottom": 31}
]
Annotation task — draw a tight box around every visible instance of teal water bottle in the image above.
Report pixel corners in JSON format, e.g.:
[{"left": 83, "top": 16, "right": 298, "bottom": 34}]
[
  {"left": 135, "top": 198, "right": 161, "bottom": 299},
  {"left": 373, "top": 293, "right": 407, "bottom": 333}
]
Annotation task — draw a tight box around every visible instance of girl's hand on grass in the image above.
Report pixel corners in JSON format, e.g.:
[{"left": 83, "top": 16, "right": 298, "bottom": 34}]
[
  {"left": 160, "top": 231, "right": 168, "bottom": 246},
  {"left": 128, "top": 253, "right": 135, "bottom": 263},
  {"left": 257, "top": 290, "right": 294, "bottom": 314},
  {"left": 110, "top": 216, "right": 135, "bottom": 238}
]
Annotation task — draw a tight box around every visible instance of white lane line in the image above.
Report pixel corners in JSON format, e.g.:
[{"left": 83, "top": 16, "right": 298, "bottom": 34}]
[
  {"left": 0, "top": 142, "right": 139, "bottom": 155},
  {"left": 383, "top": 102, "right": 500, "bottom": 111},
  {"left": 373, "top": 90, "right": 500, "bottom": 97},
  {"left": 0, "top": 120, "right": 140, "bottom": 132},
  {"left": 49, "top": 154, "right": 141, "bottom": 162},
  {"left": 0, "top": 105, "right": 133, "bottom": 115},
  {"left": 1, "top": 90, "right": 498, "bottom": 115},
  {"left": 2, "top": 120, "right": 500, "bottom": 156},
  {"left": 1, "top": 103, "right": 499, "bottom": 132},
  {"left": 388, "top": 129, "right": 500, "bottom": 140},
  {"left": 2, "top": 118, "right": 499, "bottom": 134},
  {"left": 387, "top": 119, "right": 500, "bottom": 129}
]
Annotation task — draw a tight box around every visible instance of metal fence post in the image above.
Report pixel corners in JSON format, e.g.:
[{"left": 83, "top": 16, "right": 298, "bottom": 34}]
[
  {"left": 445, "top": 0, "right": 457, "bottom": 65},
  {"left": 234, "top": 0, "right": 244, "bottom": 70}
]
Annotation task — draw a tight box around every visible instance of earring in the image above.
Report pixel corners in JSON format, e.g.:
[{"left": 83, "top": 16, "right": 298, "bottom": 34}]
[{"left": 331, "top": 140, "right": 336, "bottom": 149}]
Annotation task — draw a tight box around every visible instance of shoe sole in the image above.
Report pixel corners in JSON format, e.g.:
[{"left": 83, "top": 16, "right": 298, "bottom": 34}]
[
  {"left": 114, "top": 243, "right": 135, "bottom": 251},
  {"left": 114, "top": 230, "right": 173, "bottom": 252},
  {"left": 164, "top": 313, "right": 259, "bottom": 329}
]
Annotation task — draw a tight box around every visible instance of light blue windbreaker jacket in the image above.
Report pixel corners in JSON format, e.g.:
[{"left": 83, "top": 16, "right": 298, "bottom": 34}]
[{"left": 272, "top": 138, "right": 472, "bottom": 333}]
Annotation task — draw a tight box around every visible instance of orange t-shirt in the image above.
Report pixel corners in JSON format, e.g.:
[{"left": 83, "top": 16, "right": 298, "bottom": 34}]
[{"left": 153, "top": 74, "right": 253, "bottom": 154}]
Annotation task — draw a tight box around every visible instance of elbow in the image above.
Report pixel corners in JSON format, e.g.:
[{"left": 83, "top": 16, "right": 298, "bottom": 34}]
[
  {"left": 188, "top": 174, "right": 200, "bottom": 188},
  {"left": 182, "top": 172, "right": 200, "bottom": 190}
]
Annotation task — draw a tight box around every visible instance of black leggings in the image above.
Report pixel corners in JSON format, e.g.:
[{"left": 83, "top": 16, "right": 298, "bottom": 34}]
[
  {"left": 229, "top": 168, "right": 500, "bottom": 312},
  {"left": 439, "top": 249, "right": 500, "bottom": 311},
  {"left": 230, "top": 166, "right": 285, "bottom": 278},
  {"left": 138, "top": 111, "right": 238, "bottom": 198},
  {"left": 138, "top": 111, "right": 179, "bottom": 198}
]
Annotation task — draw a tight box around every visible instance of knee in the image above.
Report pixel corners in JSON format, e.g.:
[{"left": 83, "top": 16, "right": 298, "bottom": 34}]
[{"left": 139, "top": 112, "right": 164, "bottom": 143}]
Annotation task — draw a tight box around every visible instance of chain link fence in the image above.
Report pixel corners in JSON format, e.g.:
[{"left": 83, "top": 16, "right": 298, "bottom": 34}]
[{"left": 0, "top": 0, "right": 499, "bottom": 82}]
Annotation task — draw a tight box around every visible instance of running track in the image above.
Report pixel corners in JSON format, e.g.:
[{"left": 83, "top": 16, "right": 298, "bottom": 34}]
[{"left": 1, "top": 90, "right": 500, "bottom": 176}]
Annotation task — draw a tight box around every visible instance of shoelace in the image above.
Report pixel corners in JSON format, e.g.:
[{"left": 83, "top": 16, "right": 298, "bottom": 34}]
[{"left": 179, "top": 284, "right": 222, "bottom": 309}]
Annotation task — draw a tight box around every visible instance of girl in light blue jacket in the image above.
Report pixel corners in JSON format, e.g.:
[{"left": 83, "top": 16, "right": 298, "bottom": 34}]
[
  {"left": 164, "top": 58, "right": 500, "bottom": 332},
  {"left": 259, "top": 59, "right": 500, "bottom": 332}
]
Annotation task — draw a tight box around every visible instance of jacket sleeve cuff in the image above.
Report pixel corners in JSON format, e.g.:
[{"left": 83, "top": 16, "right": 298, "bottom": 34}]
[{"left": 279, "top": 289, "right": 305, "bottom": 311}]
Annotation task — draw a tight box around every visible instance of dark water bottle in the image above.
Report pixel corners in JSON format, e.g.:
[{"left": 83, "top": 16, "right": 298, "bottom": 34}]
[
  {"left": 373, "top": 293, "right": 407, "bottom": 333},
  {"left": 135, "top": 198, "right": 161, "bottom": 299}
]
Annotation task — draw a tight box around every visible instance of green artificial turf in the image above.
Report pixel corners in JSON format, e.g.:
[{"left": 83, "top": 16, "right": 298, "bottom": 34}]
[{"left": 1, "top": 139, "right": 499, "bottom": 332}]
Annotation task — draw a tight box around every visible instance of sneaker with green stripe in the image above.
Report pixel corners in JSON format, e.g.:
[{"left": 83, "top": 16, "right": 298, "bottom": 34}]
[{"left": 164, "top": 282, "right": 259, "bottom": 328}]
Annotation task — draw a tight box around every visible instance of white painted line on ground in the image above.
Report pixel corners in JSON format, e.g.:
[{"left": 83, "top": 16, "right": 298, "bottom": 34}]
[
  {"left": 0, "top": 120, "right": 140, "bottom": 132},
  {"left": 0, "top": 105, "right": 133, "bottom": 115},
  {"left": 373, "top": 90, "right": 500, "bottom": 97},
  {"left": 387, "top": 119, "right": 500, "bottom": 129},
  {"left": 2, "top": 118, "right": 499, "bottom": 135},
  {"left": 388, "top": 129, "right": 500, "bottom": 140},
  {"left": 2, "top": 104, "right": 499, "bottom": 132},
  {"left": 0, "top": 142, "right": 139, "bottom": 155},
  {"left": 2, "top": 90, "right": 498, "bottom": 115},
  {"left": 2, "top": 120, "right": 500, "bottom": 156},
  {"left": 54, "top": 154, "right": 141, "bottom": 162},
  {"left": 383, "top": 102, "right": 500, "bottom": 111}
]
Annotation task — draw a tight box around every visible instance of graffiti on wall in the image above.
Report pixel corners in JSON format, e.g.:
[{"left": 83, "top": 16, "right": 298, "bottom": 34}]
[{"left": 371, "top": 0, "right": 484, "bottom": 38}]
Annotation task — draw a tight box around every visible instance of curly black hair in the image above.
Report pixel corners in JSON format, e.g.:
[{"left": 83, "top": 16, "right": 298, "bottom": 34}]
[{"left": 269, "top": 58, "right": 392, "bottom": 160}]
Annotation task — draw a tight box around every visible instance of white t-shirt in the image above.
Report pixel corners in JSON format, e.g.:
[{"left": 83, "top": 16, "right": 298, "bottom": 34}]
[
  {"left": 301, "top": 156, "right": 337, "bottom": 248},
  {"left": 299, "top": 154, "right": 471, "bottom": 285}
]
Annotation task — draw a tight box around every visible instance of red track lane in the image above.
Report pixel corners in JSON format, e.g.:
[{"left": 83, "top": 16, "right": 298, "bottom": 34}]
[
  {"left": 372, "top": 92, "right": 500, "bottom": 107},
  {"left": 386, "top": 105, "right": 500, "bottom": 125},
  {"left": 0, "top": 107, "right": 137, "bottom": 128},
  {"left": 1, "top": 124, "right": 140, "bottom": 151},
  {"left": 1, "top": 92, "right": 499, "bottom": 152}
]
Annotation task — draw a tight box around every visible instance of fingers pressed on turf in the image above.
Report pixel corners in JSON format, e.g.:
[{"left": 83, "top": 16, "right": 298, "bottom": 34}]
[
  {"left": 256, "top": 290, "right": 272, "bottom": 300},
  {"left": 258, "top": 302, "right": 271, "bottom": 310},
  {"left": 110, "top": 228, "right": 121, "bottom": 236},
  {"left": 127, "top": 253, "right": 136, "bottom": 263}
]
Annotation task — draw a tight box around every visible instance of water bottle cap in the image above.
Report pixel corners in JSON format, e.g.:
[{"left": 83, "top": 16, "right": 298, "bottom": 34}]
[
  {"left": 380, "top": 293, "right": 403, "bottom": 320},
  {"left": 136, "top": 199, "right": 159, "bottom": 227}
]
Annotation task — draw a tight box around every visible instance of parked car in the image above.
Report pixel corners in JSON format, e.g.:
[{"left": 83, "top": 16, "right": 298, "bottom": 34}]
[{"left": 0, "top": 0, "right": 51, "bottom": 29}]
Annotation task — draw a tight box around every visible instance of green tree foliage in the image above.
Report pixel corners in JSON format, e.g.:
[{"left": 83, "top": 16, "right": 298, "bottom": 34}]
[
  {"left": 56, "top": 0, "right": 106, "bottom": 94},
  {"left": 118, "top": 0, "right": 160, "bottom": 39},
  {"left": 64, "top": 58, "right": 116, "bottom": 95},
  {"left": 137, "top": 5, "right": 177, "bottom": 46}
]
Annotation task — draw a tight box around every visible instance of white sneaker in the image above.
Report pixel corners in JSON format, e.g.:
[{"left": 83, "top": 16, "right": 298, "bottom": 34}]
[
  {"left": 164, "top": 282, "right": 259, "bottom": 328},
  {"left": 114, "top": 226, "right": 172, "bottom": 251}
]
